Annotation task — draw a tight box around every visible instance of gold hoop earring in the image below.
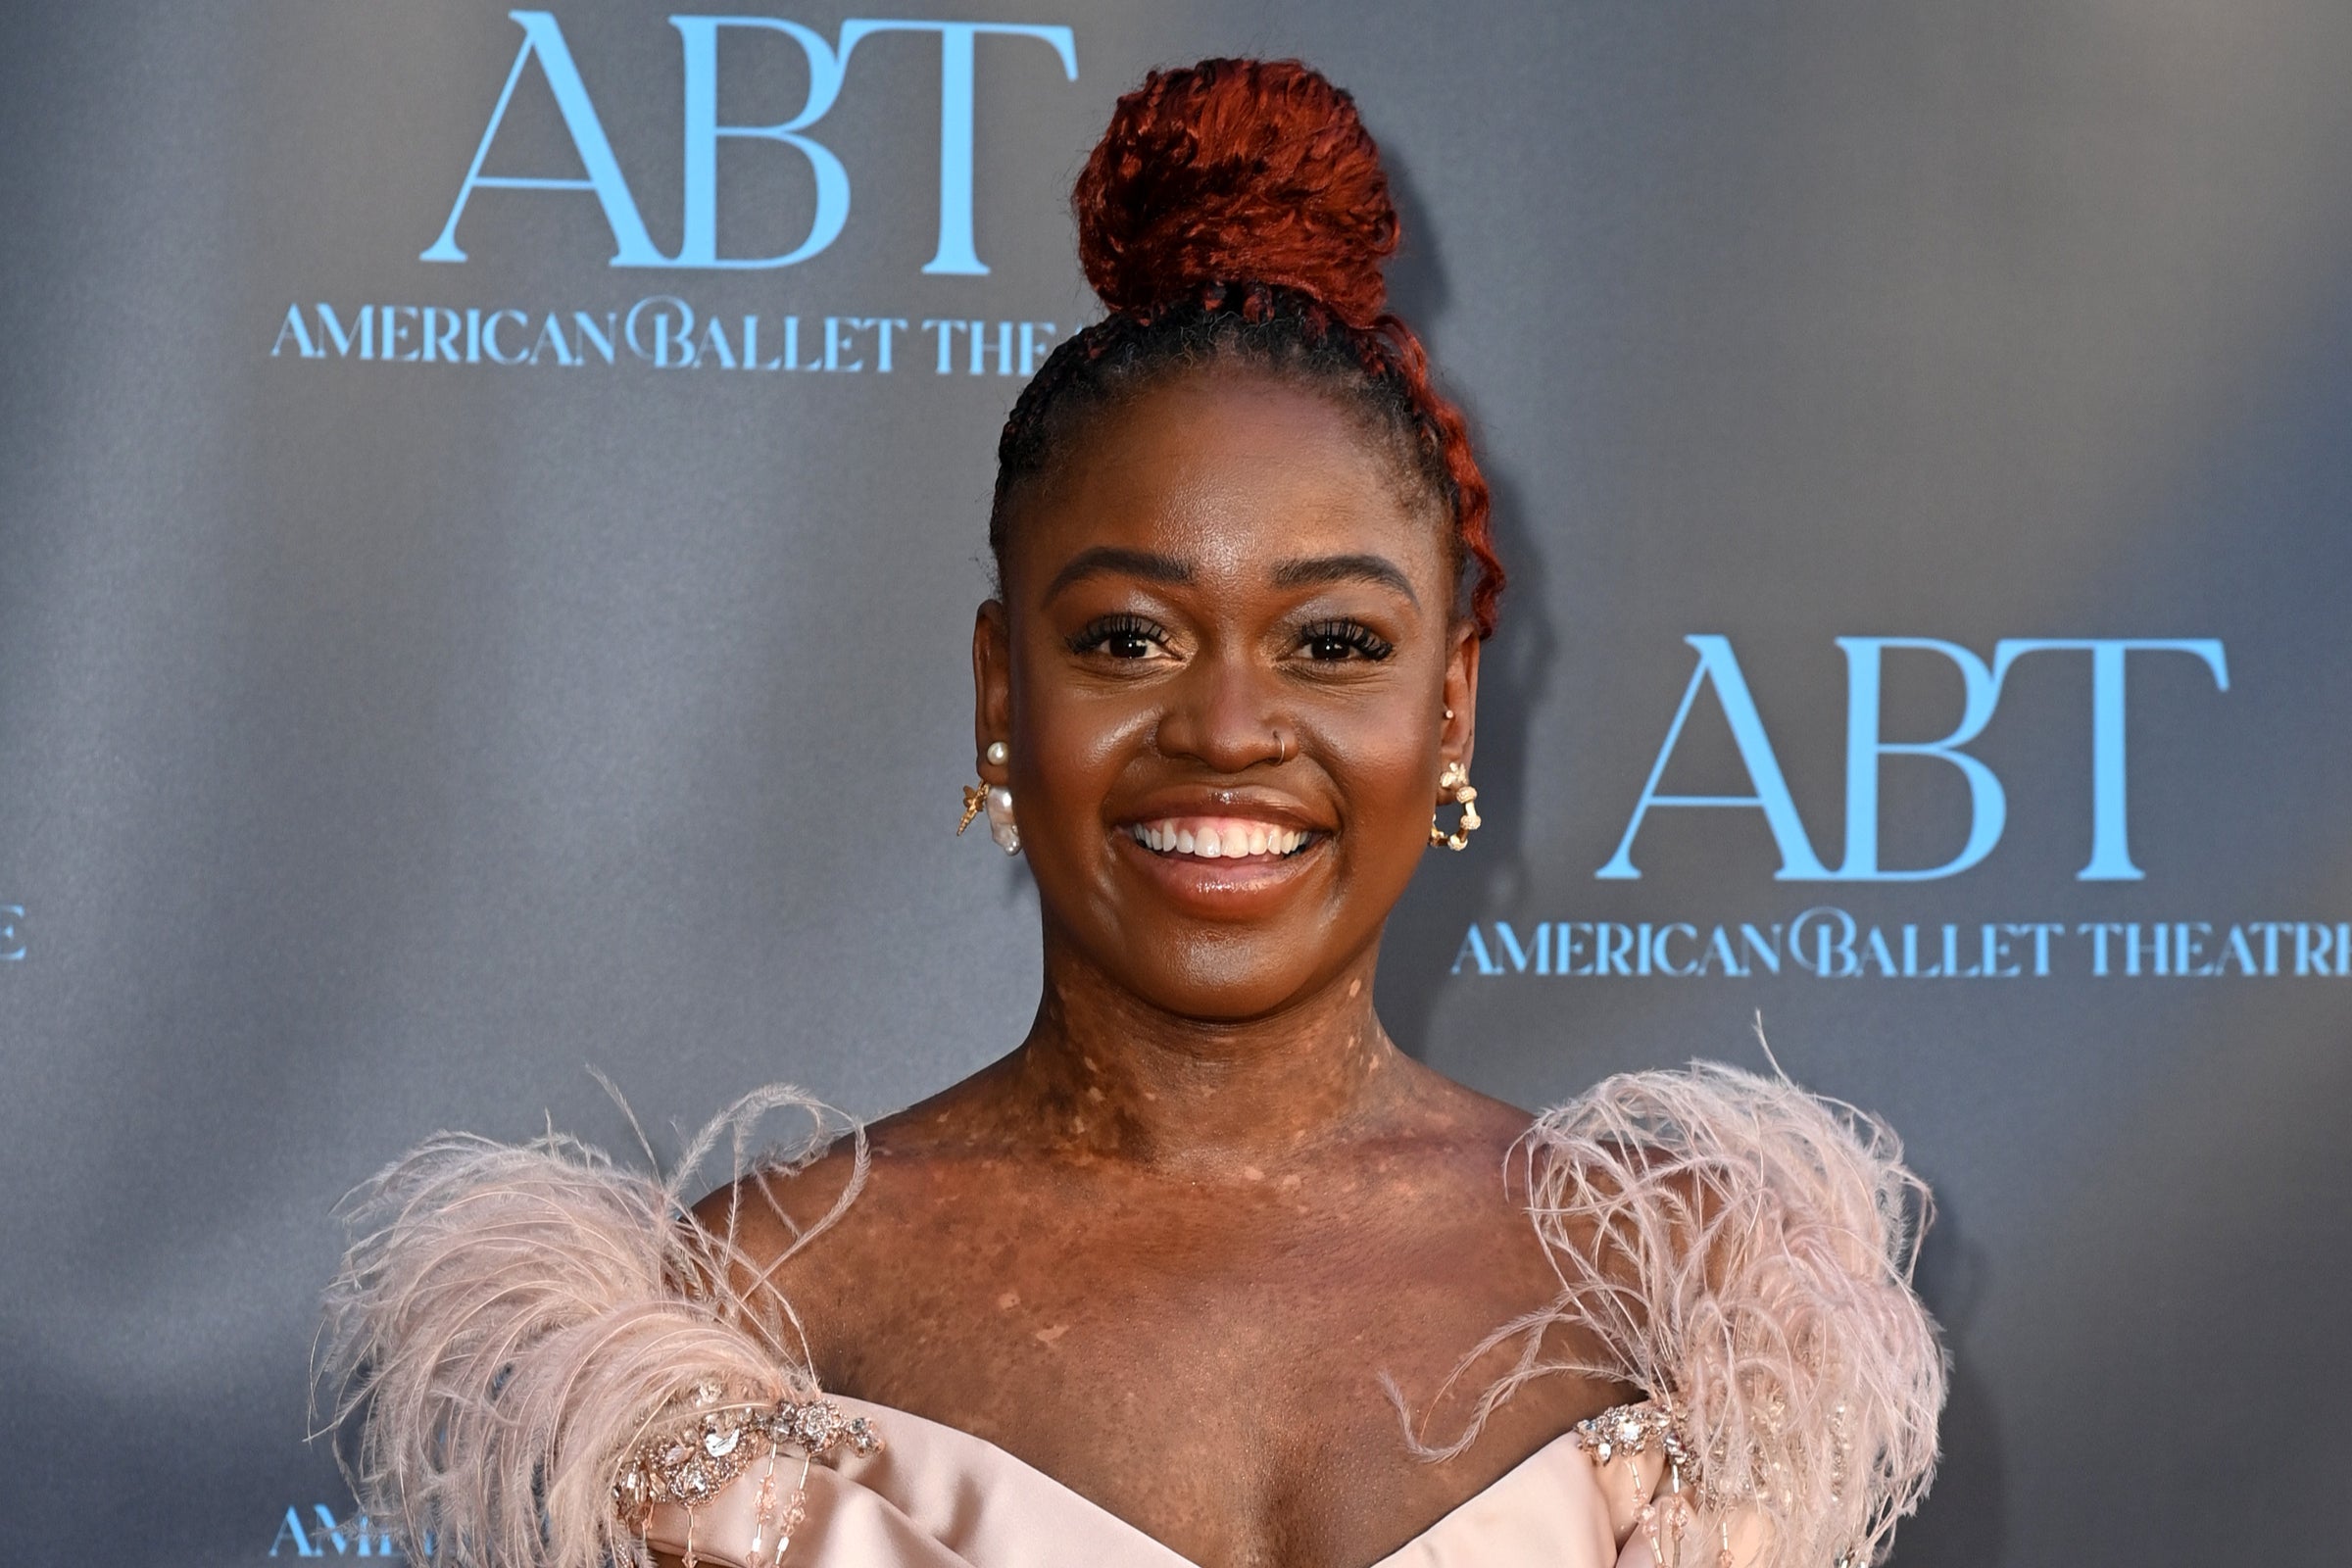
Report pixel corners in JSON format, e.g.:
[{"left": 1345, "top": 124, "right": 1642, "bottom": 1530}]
[{"left": 1430, "top": 760, "right": 1481, "bottom": 851}]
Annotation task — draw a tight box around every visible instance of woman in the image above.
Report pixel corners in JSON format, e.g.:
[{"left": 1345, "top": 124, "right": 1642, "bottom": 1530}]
[{"left": 324, "top": 60, "right": 1944, "bottom": 1568}]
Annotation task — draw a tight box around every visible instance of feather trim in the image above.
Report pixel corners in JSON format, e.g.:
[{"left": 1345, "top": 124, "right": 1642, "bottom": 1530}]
[
  {"left": 316, "top": 1085, "right": 863, "bottom": 1568},
  {"left": 1409, "top": 1060, "right": 1946, "bottom": 1568}
]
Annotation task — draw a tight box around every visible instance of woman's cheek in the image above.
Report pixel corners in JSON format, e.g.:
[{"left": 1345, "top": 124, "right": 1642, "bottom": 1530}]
[{"left": 1324, "top": 727, "right": 1440, "bottom": 862}]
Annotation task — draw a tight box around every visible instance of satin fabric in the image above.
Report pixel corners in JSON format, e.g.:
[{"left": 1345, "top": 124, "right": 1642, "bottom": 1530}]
[{"left": 647, "top": 1394, "right": 1676, "bottom": 1568}]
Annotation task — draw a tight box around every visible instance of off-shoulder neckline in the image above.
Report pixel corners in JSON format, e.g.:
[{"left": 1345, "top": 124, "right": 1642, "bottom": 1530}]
[{"left": 822, "top": 1391, "right": 1623, "bottom": 1568}]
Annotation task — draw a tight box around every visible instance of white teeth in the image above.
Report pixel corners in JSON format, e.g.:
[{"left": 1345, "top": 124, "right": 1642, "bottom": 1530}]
[{"left": 1131, "top": 821, "right": 1312, "bottom": 857}]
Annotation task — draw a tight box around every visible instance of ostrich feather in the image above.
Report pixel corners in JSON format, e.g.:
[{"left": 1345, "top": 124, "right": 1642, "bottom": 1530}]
[
  {"left": 317, "top": 1084, "right": 863, "bottom": 1568},
  {"left": 1406, "top": 1059, "right": 1947, "bottom": 1568}
]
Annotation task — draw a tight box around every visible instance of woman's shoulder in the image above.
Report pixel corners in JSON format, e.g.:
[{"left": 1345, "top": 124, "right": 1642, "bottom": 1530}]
[
  {"left": 319, "top": 1085, "right": 874, "bottom": 1568},
  {"left": 1493, "top": 1057, "right": 1945, "bottom": 1568}
]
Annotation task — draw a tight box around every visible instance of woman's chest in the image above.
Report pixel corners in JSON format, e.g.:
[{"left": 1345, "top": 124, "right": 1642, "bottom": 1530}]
[{"left": 778, "top": 1175, "right": 1628, "bottom": 1566}]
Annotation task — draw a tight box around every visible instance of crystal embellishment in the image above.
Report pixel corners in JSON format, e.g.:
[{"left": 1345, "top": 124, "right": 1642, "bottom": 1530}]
[
  {"left": 1573, "top": 1398, "right": 1699, "bottom": 1481},
  {"left": 612, "top": 1390, "right": 884, "bottom": 1529},
  {"left": 795, "top": 1402, "right": 838, "bottom": 1448}
]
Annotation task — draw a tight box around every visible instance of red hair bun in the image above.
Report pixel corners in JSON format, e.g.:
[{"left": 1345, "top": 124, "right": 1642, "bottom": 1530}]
[{"left": 1074, "top": 59, "right": 1399, "bottom": 325}]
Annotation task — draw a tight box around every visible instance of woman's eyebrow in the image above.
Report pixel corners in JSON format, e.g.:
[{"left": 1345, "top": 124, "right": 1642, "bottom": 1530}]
[
  {"left": 1270, "top": 553, "right": 1419, "bottom": 605},
  {"left": 1044, "top": 546, "right": 1194, "bottom": 603}
]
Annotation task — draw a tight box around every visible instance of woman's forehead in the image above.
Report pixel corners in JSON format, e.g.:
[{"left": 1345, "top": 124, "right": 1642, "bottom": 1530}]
[{"left": 1010, "top": 373, "right": 1445, "bottom": 583}]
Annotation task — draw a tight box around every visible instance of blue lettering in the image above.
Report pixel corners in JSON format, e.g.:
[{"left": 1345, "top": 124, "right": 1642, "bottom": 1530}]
[
  {"left": 531, "top": 313, "right": 576, "bottom": 366},
  {"left": 1789, "top": 906, "right": 1858, "bottom": 976},
  {"left": 1836, "top": 637, "right": 2006, "bottom": 880},
  {"left": 573, "top": 311, "right": 617, "bottom": 365},
  {"left": 1989, "top": 638, "right": 2229, "bottom": 880},
  {"left": 920, "top": 317, "right": 959, "bottom": 372},
  {"left": 381, "top": 306, "right": 418, "bottom": 362},
  {"left": 834, "top": 22, "right": 1079, "bottom": 274},
  {"left": 1450, "top": 924, "right": 1498, "bottom": 976},
  {"left": 742, "top": 315, "right": 785, "bottom": 371},
  {"left": 1494, "top": 920, "right": 1546, "bottom": 974},
  {"left": 859, "top": 317, "right": 909, "bottom": 371},
  {"left": 2215, "top": 924, "right": 2259, "bottom": 976},
  {"left": 270, "top": 305, "right": 318, "bottom": 359},
  {"left": 823, "top": 315, "right": 861, "bottom": 371},
  {"left": 697, "top": 314, "right": 738, "bottom": 368},
  {"left": 1598, "top": 635, "right": 1832, "bottom": 880},
  {"left": 318, "top": 304, "right": 371, "bottom": 359},
  {"left": 672, "top": 17, "right": 850, "bottom": 268},
  {"left": 420, "top": 307, "right": 464, "bottom": 363},
  {"left": 269, "top": 1507, "right": 318, "bottom": 1556},
  {"left": 624, "top": 296, "right": 694, "bottom": 367},
  {"left": 481, "top": 309, "right": 529, "bottom": 364},
  {"left": 421, "top": 11, "right": 664, "bottom": 266}
]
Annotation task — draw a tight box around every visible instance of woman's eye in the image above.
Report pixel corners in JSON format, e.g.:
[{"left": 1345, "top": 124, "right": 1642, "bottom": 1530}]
[
  {"left": 1068, "top": 613, "right": 1172, "bottom": 660},
  {"left": 1298, "top": 619, "right": 1396, "bottom": 662}
]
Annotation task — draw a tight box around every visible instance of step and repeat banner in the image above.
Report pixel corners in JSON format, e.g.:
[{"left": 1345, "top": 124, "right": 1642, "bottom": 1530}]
[{"left": 4, "top": 2, "right": 2348, "bottom": 1562}]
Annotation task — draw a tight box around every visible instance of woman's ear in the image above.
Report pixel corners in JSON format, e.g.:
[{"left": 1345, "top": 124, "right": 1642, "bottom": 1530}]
[
  {"left": 973, "top": 599, "right": 1013, "bottom": 779},
  {"left": 1440, "top": 616, "right": 1481, "bottom": 776}
]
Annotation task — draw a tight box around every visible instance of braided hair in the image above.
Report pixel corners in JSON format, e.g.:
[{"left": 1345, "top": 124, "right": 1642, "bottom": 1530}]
[{"left": 990, "top": 58, "right": 1506, "bottom": 639}]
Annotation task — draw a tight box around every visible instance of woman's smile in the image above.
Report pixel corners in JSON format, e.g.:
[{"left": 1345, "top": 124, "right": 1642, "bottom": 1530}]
[
  {"left": 1123, "top": 817, "right": 1313, "bottom": 858},
  {"left": 1111, "top": 809, "right": 1330, "bottom": 917}
]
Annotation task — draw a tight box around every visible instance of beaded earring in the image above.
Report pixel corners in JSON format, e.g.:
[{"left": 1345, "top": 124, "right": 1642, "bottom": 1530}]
[{"left": 1430, "top": 760, "right": 1481, "bottom": 851}]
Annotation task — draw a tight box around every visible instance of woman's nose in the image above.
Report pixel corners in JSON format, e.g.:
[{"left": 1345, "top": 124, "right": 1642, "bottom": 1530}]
[{"left": 1152, "top": 654, "right": 1287, "bottom": 774}]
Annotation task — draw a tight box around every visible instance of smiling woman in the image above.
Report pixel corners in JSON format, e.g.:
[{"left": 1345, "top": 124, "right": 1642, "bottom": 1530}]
[{"left": 321, "top": 59, "right": 1945, "bottom": 1568}]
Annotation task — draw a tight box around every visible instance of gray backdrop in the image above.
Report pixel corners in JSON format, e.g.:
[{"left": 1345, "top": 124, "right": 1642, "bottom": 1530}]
[{"left": 4, "top": 2, "right": 2348, "bottom": 1562}]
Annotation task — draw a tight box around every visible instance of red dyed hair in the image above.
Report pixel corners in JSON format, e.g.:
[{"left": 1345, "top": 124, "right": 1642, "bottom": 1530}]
[{"left": 995, "top": 58, "right": 1504, "bottom": 638}]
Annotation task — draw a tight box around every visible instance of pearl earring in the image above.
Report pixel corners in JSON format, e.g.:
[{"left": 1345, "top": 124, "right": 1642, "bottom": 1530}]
[
  {"left": 957, "top": 742, "right": 1020, "bottom": 854},
  {"left": 1430, "top": 760, "right": 1481, "bottom": 851},
  {"left": 984, "top": 786, "right": 1019, "bottom": 854}
]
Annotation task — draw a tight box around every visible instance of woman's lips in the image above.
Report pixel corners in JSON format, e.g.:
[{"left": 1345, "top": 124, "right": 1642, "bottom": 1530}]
[{"left": 1124, "top": 815, "right": 1313, "bottom": 860}]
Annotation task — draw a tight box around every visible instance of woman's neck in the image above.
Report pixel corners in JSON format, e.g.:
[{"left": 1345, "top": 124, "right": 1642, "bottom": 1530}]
[{"left": 944, "top": 937, "right": 1443, "bottom": 1177}]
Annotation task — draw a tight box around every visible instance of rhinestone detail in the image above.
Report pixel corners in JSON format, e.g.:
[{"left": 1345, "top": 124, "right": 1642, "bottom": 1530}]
[
  {"left": 1573, "top": 1398, "right": 1696, "bottom": 1477},
  {"left": 612, "top": 1394, "right": 883, "bottom": 1528}
]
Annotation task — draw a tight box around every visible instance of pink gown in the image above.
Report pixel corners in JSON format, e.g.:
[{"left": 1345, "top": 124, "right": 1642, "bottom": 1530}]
[
  {"left": 322, "top": 1064, "right": 1943, "bottom": 1568},
  {"left": 643, "top": 1394, "right": 1677, "bottom": 1567}
]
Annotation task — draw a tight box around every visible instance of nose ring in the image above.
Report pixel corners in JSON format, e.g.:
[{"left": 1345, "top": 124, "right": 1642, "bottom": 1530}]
[{"left": 1271, "top": 726, "right": 1293, "bottom": 764}]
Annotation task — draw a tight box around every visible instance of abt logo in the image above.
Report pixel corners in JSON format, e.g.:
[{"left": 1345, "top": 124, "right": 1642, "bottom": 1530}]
[
  {"left": 423, "top": 11, "right": 1078, "bottom": 272},
  {"left": 1598, "top": 636, "right": 2230, "bottom": 883}
]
